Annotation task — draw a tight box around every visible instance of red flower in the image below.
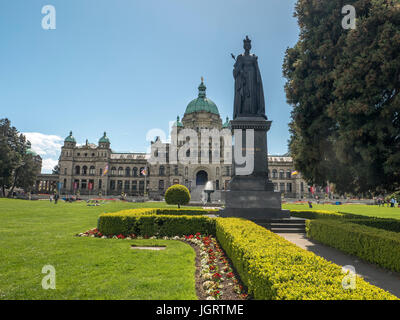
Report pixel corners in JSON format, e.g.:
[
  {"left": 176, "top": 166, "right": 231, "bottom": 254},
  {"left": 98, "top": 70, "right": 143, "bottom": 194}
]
[{"left": 227, "top": 272, "right": 234, "bottom": 278}]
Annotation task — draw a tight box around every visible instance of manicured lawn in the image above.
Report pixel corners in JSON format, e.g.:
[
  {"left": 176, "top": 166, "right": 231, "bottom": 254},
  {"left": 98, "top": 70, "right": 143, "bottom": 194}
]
[
  {"left": 283, "top": 203, "right": 400, "bottom": 220},
  {"left": 0, "top": 199, "right": 197, "bottom": 299}
]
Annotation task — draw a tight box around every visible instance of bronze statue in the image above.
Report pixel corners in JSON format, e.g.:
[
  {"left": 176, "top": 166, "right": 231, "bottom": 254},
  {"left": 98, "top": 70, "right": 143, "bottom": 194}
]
[{"left": 232, "top": 36, "right": 266, "bottom": 119}]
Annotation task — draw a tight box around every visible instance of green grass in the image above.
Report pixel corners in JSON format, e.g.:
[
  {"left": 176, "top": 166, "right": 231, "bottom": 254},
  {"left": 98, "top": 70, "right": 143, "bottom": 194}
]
[
  {"left": 0, "top": 199, "right": 197, "bottom": 299},
  {"left": 283, "top": 203, "right": 400, "bottom": 220}
]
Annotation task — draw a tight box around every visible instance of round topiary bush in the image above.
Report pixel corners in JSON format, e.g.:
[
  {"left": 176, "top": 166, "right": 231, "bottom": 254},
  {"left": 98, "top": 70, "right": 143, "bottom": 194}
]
[{"left": 165, "top": 184, "right": 191, "bottom": 208}]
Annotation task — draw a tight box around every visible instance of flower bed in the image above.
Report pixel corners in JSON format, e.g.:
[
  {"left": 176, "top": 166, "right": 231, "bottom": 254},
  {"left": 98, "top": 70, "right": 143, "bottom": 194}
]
[{"left": 76, "top": 228, "right": 248, "bottom": 300}]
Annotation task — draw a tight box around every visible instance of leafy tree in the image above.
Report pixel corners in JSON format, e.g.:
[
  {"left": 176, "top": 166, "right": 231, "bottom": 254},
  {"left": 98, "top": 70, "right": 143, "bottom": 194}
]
[
  {"left": 0, "top": 118, "right": 40, "bottom": 197},
  {"left": 283, "top": 0, "right": 400, "bottom": 194},
  {"left": 164, "top": 184, "right": 190, "bottom": 208}
]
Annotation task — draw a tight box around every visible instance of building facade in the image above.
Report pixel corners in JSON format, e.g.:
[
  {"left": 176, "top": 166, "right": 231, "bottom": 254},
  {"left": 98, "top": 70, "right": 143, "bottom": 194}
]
[{"left": 36, "top": 79, "right": 310, "bottom": 200}]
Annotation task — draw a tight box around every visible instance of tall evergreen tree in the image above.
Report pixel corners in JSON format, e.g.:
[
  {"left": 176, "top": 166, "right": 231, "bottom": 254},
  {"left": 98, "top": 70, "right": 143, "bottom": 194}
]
[{"left": 283, "top": 0, "right": 400, "bottom": 194}]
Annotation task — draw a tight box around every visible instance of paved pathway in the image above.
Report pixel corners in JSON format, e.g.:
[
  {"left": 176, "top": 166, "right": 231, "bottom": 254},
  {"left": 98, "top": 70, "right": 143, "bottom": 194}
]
[{"left": 276, "top": 232, "right": 400, "bottom": 298}]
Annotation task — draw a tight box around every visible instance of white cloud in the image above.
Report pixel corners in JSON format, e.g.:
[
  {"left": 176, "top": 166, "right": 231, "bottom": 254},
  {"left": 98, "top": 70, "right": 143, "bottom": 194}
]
[
  {"left": 41, "top": 158, "right": 59, "bottom": 173},
  {"left": 23, "top": 132, "right": 63, "bottom": 173}
]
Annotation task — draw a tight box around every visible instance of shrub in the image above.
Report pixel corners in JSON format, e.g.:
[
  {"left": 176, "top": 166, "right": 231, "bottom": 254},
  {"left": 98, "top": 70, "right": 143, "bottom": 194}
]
[
  {"left": 98, "top": 209, "right": 215, "bottom": 236},
  {"left": 164, "top": 184, "right": 191, "bottom": 208},
  {"left": 290, "top": 210, "right": 400, "bottom": 233},
  {"left": 290, "top": 210, "right": 346, "bottom": 220},
  {"left": 306, "top": 219, "right": 400, "bottom": 273},
  {"left": 216, "top": 218, "right": 396, "bottom": 300}
]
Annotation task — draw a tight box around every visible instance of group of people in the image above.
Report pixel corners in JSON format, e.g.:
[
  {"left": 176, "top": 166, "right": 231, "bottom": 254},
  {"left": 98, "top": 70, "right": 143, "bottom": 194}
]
[{"left": 377, "top": 198, "right": 398, "bottom": 207}]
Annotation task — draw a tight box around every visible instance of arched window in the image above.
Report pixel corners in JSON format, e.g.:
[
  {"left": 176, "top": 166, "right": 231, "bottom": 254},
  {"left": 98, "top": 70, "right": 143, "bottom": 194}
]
[
  {"left": 89, "top": 166, "right": 95, "bottom": 175},
  {"left": 118, "top": 167, "right": 124, "bottom": 176},
  {"left": 133, "top": 167, "right": 138, "bottom": 177},
  {"left": 125, "top": 167, "right": 131, "bottom": 177},
  {"left": 286, "top": 170, "right": 292, "bottom": 179},
  {"left": 111, "top": 167, "right": 116, "bottom": 176},
  {"left": 272, "top": 169, "right": 277, "bottom": 179},
  {"left": 159, "top": 166, "right": 165, "bottom": 176},
  {"left": 82, "top": 166, "right": 88, "bottom": 175},
  {"left": 279, "top": 170, "right": 284, "bottom": 179},
  {"left": 75, "top": 166, "right": 80, "bottom": 175}
]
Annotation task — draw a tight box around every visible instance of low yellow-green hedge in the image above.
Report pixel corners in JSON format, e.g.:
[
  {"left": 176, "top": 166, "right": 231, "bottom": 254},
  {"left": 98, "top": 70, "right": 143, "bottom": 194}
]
[
  {"left": 216, "top": 218, "right": 397, "bottom": 300},
  {"left": 98, "top": 208, "right": 216, "bottom": 236},
  {"left": 290, "top": 210, "right": 346, "bottom": 220},
  {"left": 306, "top": 219, "right": 400, "bottom": 273}
]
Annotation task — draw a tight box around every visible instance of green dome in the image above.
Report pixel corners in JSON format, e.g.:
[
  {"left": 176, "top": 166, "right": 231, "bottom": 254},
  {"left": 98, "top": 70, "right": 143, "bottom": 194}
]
[
  {"left": 222, "top": 116, "right": 230, "bottom": 128},
  {"left": 99, "top": 132, "right": 110, "bottom": 144},
  {"left": 26, "top": 148, "right": 38, "bottom": 156},
  {"left": 174, "top": 116, "right": 183, "bottom": 128},
  {"left": 65, "top": 131, "right": 76, "bottom": 143},
  {"left": 184, "top": 79, "right": 219, "bottom": 115}
]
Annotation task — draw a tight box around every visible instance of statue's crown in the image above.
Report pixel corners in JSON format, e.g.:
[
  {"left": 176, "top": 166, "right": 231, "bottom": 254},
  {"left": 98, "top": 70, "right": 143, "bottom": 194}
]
[{"left": 243, "top": 36, "right": 251, "bottom": 46}]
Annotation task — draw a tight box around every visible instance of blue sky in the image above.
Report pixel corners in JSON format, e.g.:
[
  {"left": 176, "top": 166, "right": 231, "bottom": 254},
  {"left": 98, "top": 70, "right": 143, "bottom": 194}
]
[{"left": 0, "top": 0, "right": 299, "bottom": 172}]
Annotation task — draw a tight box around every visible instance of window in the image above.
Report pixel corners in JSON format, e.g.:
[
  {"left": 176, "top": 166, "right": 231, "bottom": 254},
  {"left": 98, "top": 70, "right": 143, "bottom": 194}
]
[
  {"left": 279, "top": 170, "right": 284, "bottom": 179},
  {"left": 118, "top": 167, "right": 124, "bottom": 176},
  {"left": 286, "top": 170, "right": 291, "bottom": 179},
  {"left": 273, "top": 183, "right": 278, "bottom": 191},
  {"left": 117, "top": 180, "right": 123, "bottom": 190},
  {"left": 63, "top": 179, "right": 67, "bottom": 188},
  {"left": 82, "top": 166, "right": 88, "bottom": 175},
  {"left": 99, "top": 180, "right": 102, "bottom": 190},
  {"left": 99, "top": 168, "right": 103, "bottom": 176},
  {"left": 81, "top": 179, "right": 87, "bottom": 189},
  {"left": 301, "top": 182, "right": 304, "bottom": 192},
  {"left": 110, "top": 180, "right": 115, "bottom": 190},
  {"left": 125, "top": 167, "right": 130, "bottom": 177},
  {"left": 132, "top": 181, "right": 137, "bottom": 191},
  {"left": 133, "top": 167, "right": 138, "bottom": 177},
  {"left": 111, "top": 167, "right": 116, "bottom": 175},
  {"left": 280, "top": 183, "right": 285, "bottom": 192},
  {"left": 216, "top": 180, "right": 220, "bottom": 190},
  {"left": 139, "top": 180, "right": 145, "bottom": 190},
  {"left": 174, "top": 166, "right": 178, "bottom": 175},
  {"left": 158, "top": 180, "right": 164, "bottom": 190},
  {"left": 185, "top": 167, "right": 188, "bottom": 176},
  {"left": 75, "top": 166, "right": 80, "bottom": 175},
  {"left": 272, "top": 169, "right": 277, "bottom": 179},
  {"left": 159, "top": 166, "right": 165, "bottom": 176},
  {"left": 287, "top": 183, "right": 292, "bottom": 193},
  {"left": 225, "top": 166, "right": 230, "bottom": 176},
  {"left": 89, "top": 166, "right": 95, "bottom": 175},
  {"left": 124, "top": 181, "right": 130, "bottom": 190}
]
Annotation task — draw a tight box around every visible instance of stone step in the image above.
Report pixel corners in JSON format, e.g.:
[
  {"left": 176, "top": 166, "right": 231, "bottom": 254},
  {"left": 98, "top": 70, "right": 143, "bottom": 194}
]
[
  {"left": 269, "top": 223, "right": 306, "bottom": 229},
  {"left": 251, "top": 218, "right": 306, "bottom": 224},
  {"left": 271, "top": 228, "right": 306, "bottom": 234}
]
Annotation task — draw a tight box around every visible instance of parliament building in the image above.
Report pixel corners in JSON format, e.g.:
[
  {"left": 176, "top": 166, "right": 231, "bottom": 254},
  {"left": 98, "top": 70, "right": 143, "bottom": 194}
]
[{"left": 36, "top": 80, "right": 309, "bottom": 201}]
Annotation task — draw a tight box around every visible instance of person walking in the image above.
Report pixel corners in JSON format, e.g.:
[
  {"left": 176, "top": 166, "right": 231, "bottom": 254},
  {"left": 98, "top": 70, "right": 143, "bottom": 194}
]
[{"left": 54, "top": 193, "right": 59, "bottom": 204}]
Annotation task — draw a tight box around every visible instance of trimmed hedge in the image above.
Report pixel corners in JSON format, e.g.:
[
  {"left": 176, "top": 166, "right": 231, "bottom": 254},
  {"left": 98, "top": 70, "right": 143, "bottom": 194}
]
[
  {"left": 291, "top": 210, "right": 400, "bottom": 233},
  {"left": 306, "top": 219, "right": 400, "bottom": 273},
  {"left": 216, "top": 218, "right": 397, "bottom": 300},
  {"left": 98, "top": 209, "right": 215, "bottom": 236},
  {"left": 165, "top": 184, "right": 191, "bottom": 207}
]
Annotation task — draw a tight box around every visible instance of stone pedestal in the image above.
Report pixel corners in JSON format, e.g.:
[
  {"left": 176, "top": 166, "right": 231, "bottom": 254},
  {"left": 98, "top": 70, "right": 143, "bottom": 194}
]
[{"left": 221, "top": 117, "right": 289, "bottom": 219}]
